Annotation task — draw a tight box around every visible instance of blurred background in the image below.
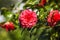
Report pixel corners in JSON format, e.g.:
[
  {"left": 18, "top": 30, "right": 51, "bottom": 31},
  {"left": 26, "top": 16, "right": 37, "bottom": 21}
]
[
  {"left": 0, "top": 0, "right": 60, "bottom": 40},
  {"left": 0, "top": 0, "right": 24, "bottom": 40},
  {"left": 0, "top": 0, "right": 22, "bottom": 8}
]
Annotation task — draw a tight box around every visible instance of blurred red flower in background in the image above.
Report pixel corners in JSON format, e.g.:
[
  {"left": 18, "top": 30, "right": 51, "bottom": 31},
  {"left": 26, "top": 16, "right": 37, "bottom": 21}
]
[
  {"left": 47, "top": 10, "right": 60, "bottom": 27},
  {"left": 19, "top": 9, "right": 37, "bottom": 28},
  {"left": 38, "top": 0, "right": 46, "bottom": 7},
  {"left": 3, "top": 22, "right": 15, "bottom": 31}
]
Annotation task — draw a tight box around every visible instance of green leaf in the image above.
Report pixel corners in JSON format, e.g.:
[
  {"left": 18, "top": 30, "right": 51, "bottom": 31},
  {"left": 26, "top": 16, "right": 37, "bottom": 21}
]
[
  {"left": 26, "top": 0, "right": 39, "bottom": 5},
  {"left": 1, "top": 10, "right": 13, "bottom": 21}
]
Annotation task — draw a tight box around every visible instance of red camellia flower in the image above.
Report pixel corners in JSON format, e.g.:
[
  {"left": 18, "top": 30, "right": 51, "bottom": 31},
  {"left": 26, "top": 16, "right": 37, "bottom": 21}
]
[
  {"left": 19, "top": 9, "right": 37, "bottom": 28},
  {"left": 47, "top": 10, "right": 60, "bottom": 27},
  {"left": 3, "top": 22, "right": 15, "bottom": 31},
  {"left": 38, "top": 0, "right": 46, "bottom": 7}
]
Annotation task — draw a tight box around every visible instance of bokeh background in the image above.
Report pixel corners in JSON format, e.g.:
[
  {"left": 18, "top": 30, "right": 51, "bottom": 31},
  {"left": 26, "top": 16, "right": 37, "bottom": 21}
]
[{"left": 0, "top": 0, "right": 60, "bottom": 40}]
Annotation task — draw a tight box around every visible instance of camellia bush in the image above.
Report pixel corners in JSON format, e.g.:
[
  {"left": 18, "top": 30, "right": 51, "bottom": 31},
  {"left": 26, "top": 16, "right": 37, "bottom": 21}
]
[{"left": 0, "top": 0, "right": 60, "bottom": 40}]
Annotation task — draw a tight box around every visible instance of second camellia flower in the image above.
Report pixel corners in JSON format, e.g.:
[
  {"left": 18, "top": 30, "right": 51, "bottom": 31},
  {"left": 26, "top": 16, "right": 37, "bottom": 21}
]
[
  {"left": 3, "top": 22, "right": 15, "bottom": 31},
  {"left": 19, "top": 9, "right": 37, "bottom": 28},
  {"left": 47, "top": 10, "right": 60, "bottom": 27}
]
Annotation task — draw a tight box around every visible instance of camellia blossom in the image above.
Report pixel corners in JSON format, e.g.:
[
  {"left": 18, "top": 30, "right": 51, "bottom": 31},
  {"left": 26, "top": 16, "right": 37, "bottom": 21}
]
[
  {"left": 3, "top": 22, "right": 15, "bottom": 31},
  {"left": 19, "top": 9, "right": 37, "bottom": 28},
  {"left": 47, "top": 10, "right": 60, "bottom": 27}
]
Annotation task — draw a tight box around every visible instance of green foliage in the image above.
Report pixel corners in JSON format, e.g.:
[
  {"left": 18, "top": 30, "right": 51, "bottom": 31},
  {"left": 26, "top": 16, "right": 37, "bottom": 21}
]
[{"left": 0, "top": 0, "right": 60, "bottom": 40}]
